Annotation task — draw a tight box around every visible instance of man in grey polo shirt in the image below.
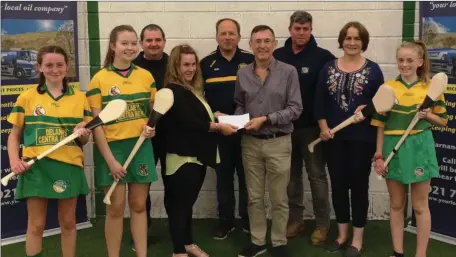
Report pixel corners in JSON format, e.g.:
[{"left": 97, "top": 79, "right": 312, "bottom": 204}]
[{"left": 235, "top": 25, "right": 302, "bottom": 257}]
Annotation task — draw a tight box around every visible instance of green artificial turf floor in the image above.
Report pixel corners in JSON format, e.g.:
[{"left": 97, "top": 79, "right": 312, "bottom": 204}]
[{"left": 2, "top": 218, "right": 455, "bottom": 257}]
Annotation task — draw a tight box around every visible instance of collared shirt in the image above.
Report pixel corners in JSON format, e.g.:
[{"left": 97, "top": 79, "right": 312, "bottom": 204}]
[
  {"left": 234, "top": 57, "right": 303, "bottom": 135},
  {"left": 7, "top": 83, "right": 92, "bottom": 168},
  {"left": 86, "top": 63, "right": 156, "bottom": 142},
  {"left": 371, "top": 75, "right": 448, "bottom": 134},
  {"left": 201, "top": 46, "right": 254, "bottom": 115}
]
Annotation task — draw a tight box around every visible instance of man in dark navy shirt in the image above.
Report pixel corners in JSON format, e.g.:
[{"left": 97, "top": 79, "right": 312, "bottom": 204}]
[
  {"left": 200, "top": 18, "right": 254, "bottom": 240},
  {"left": 273, "top": 11, "right": 335, "bottom": 245},
  {"left": 130, "top": 23, "right": 168, "bottom": 251}
]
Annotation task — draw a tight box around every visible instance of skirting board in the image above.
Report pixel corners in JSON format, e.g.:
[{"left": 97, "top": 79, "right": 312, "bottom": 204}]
[{"left": 1, "top": 222, "right": 92, "bottom": 246}]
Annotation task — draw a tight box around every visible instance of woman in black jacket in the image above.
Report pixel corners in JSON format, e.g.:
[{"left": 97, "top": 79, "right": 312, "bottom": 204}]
[{"left": 162, "top": 44, "right": 237, "bottom": 257}]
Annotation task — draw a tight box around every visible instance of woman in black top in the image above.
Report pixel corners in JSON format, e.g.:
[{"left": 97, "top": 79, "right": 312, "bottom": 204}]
[{"left": 162, "top": 44, "right": 237, "bottom": 257}]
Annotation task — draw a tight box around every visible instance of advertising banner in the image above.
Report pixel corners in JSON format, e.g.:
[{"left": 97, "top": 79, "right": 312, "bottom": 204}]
[
  {"left": 408, "top": 1, "right": 456, "bottom": 245},
  {"left": 1, "top": 1, "right": 91, "bottom": 244}
]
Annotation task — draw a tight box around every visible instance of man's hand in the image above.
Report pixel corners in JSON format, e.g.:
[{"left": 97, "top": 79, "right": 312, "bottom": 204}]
[{"left": 245, "top": 116, "right": 268, "bottom": 131}]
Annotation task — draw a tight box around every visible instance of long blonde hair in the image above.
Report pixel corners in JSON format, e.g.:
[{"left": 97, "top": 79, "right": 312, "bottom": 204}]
[
  {"left": 396, "top": 40, "right": 430, "bottom": 84},
  {"left": 164, "top": 44, "right": 204, "bottom": 95}
]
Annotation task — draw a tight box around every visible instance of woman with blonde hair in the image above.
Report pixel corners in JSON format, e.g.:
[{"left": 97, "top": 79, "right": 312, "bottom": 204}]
[{"left": 161, "top": 44, "right": 237, "bottom": 257}]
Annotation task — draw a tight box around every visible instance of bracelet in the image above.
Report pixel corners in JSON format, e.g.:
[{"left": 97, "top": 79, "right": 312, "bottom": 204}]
[{"left": 372, "top": 153, "right": 384, "bottom": 161}]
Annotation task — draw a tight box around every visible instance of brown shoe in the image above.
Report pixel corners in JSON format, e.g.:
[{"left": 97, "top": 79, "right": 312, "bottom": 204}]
[
  {"left": 286, "top": 221, "right": 305, "bottom": 238},
  {"left": 311, "top": 227, "right": 329, "bottom": 245}
]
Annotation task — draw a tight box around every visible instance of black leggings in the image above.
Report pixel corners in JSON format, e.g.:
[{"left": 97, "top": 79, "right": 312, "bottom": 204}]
[
  {"left": 324, "top": 139, "right": 375, "bottom": 228},
  {"left": 164, "top": 163, "right": 206, "bottom": 254}
]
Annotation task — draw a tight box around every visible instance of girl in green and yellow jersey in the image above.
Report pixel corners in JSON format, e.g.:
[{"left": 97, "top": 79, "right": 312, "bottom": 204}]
[
  {"left": 371, "top": 41, "right": 448, "bottom": 257},
  {"left": 86, "top": 25, "right": 157, "bottom": 257},
  {"left": 7, "top": 45, "right": 92, "bottom": 257}
]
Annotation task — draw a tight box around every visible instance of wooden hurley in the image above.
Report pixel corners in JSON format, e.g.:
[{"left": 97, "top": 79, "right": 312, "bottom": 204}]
[
  {"left": 103, "top": 88, "right": 174, "bottom": 205},
  {"left": 377, "top": 72, "right": 448, "bottom": 180},
  {"left": 308, "top": 84, "right": 397, "bottom": 153},
  {"left": 1, "top": 99, "right": 128, "bottom": 186}
]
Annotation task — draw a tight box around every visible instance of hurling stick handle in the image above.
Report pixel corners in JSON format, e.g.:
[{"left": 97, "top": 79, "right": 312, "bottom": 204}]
[
  {"left": 1, "top": 132, "right": 79, "bottom": 186},
  {"left": 36, "top": 132, "right": 80, "bottom": 162},
  {"left": 384, "top": 114, "right": 419, "bottom": 166},
  {"left": 330, "top": 114, "right": 357, "bottom": 134},
  {"left": 377, "top": 114, "right": 420, "bottom": 180},
  {"left": 103, "top": 135, "right": 147, "bottom": 205},
  {"left": 308, "top": 115, "right": 357, "bottom": 153}
]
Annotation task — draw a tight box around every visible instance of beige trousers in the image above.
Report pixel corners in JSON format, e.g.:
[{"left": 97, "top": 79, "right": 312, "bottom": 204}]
[{"left": 241, "top": 134, "right": 292, "bottom": 247}]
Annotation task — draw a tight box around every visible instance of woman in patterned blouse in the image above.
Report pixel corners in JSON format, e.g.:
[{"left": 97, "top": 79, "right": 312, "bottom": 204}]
[{"left": 314, "top": 21, "right": 384, "bottom": 257}]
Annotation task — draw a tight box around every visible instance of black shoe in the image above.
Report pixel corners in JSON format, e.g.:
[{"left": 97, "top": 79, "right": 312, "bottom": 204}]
[
  {"left": 345, "top": 246, "right": 362, "bottom": 257},
  {"left": 391, "top": 251, "right": 404, "bottom": 257},
  {"left": 238, "top": 243, "right": 267, "bottom": 257},
  {"left": 270, "top": 245, "right": 291, "bottom": 257},
  {"left": 325, "top": 240, "right": 348, "bottom": 253},
  {"left": 213, "top": 221, "right": 235, "bottom": 240}
]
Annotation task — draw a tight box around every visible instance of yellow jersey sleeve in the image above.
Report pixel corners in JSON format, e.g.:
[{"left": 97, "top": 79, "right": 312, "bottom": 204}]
[
  {"left": 7, "top": 93, "right": 26, "bottom": 128},
  {"left": 432, "top": 93, "right": 448, "bottom": 125},
  {"left": 83, "top": 95, "right": 94, "bottom": 124},
  {"left": 87, "top": 75, "right": 102, "bottom": 110},
  {"left": 149, "top": 73, "right": 157, "bottom": 103},
  {"left": 371, "top": 111, "right": 389, "bottom": 128}
]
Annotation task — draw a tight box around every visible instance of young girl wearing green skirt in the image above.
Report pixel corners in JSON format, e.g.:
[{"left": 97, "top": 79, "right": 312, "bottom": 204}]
[
  {"left": 7, "top": 45, "right": 92, "bottom": 257},
  {"left": 86, "top": 25, "right": 158, "bottom": 257},
  {"left": 371, "top": 41, "right": 448, "bottom": 257}
]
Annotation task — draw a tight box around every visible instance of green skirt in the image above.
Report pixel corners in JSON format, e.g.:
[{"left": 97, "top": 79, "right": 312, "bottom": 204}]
[
  {"left": 94, "top": 137, "right": 158, "bottom": 187},
  {"left": 15, "top": 157, "right": 89, "bottom": 200},
  {"left": 383, "top": 129, "right": 439, "bottom": 184}
]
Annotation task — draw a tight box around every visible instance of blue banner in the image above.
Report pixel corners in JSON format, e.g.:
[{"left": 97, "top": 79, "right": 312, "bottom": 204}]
[
  {"left": 1, "top": 1, "right": 89, "bottom": 242},
  {"left": 415, "top": 1, "right": 456, "bottom": 241}
]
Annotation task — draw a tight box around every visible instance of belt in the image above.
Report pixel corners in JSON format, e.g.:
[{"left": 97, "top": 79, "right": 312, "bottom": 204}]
[{"left": 248, "top": 132, "right": 289, "bottom": 140}]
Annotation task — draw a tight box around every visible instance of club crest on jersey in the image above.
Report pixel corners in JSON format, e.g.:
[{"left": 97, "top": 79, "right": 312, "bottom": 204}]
[
  {"left": 301, "top": 67, "right": 309, "bottom": 74},
  {"left": 53, "top": 180, "right": 67, "bottom": 193},
  {"left": 33, "top": 105, "right": 46, "bottom": 116},
  {"left": 238, "top": 63, "right": 247, "bottom": 69},
  {"left": 139, "top": 164, "right": 149, "bottom": 177},
  {"left": 415, "top": 167, "right": 424, "bottom": 177},
  {"left": 109, "top": 85, "right": 121, "bottom": 96}
]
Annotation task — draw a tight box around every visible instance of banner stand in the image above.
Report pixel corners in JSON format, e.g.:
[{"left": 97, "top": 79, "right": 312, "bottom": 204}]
[
  {"left": 1, "top": 222, "right": 92, "bottom": 246},
  {"left": 405, "top": 225, "right": 456, "bottom": 246}
]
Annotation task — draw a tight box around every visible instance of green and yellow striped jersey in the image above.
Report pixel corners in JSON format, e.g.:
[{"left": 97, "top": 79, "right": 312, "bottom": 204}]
[
  {"left": 7, "top": 85, "right": 93, "bottom": 167},
  {"left": 86, "top": 64, "right": 156, "bottom": 142},
  {"left": 371, "top": 76, "right": 448, "bottom": 135}
]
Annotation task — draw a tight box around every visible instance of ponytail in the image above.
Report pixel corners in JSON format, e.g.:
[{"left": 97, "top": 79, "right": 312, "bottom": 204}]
[
  {"left": 103, "top": 48, "right": 115, "bottom": 68},
  {"left": 413, "top": 40, "right": 430, "bottom": 84},
  {"left": 397, "top": 40, "right": 431, "bottom": 84},
  {"left": 37, "top": 72, "right": 46, "bottom": 94}
]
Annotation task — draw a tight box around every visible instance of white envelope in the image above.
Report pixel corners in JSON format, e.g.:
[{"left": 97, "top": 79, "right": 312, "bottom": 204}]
[{"left": 218, "top": 113, "right": 250, "bottom": 130}]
